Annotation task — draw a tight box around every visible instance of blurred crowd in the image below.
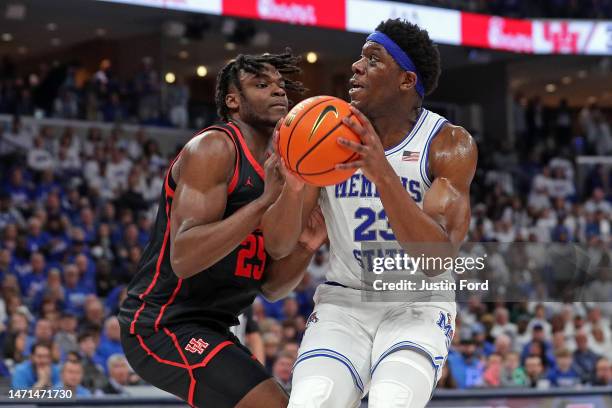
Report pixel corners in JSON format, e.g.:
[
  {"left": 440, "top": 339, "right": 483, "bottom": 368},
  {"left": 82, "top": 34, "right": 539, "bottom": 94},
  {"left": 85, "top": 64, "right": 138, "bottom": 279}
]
[
  {"left": 0, "top": 116, "right": 174, "bottom": 395},
  {"left": 0, "top": 56, "right": 190, "bottom": 129},
  {"left": 0, "top": 92, "right": 610, "bottom": 398},
  {"left": 411, "top": 0, "right": 612, "bottom": 19}
]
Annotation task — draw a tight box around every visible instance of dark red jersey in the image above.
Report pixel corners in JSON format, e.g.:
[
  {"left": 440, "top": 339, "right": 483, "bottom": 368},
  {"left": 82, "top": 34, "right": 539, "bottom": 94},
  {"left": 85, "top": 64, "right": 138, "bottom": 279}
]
[{"left": 119, "top": 122, "right": 267, "bottom": 335}]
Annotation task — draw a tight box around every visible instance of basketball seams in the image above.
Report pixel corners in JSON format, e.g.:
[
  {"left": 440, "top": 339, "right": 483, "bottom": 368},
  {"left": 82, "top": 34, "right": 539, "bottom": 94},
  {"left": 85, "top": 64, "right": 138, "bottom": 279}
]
[
  {"left": 300, "top": 151, "right": 360, "bottom": 176},
  {"left": 285, "top": 96, "right": 337, "bottom": 170},
  {"left": 295, "top": 117, "right": 353, "bottom": 175}
]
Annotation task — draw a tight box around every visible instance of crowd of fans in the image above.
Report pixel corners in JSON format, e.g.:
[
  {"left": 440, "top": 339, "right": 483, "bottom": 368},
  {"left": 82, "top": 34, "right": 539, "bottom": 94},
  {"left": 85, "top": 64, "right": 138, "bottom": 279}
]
[
  {"left": 0, "top": 56, "right": 191, "bottom": 130},
  {"left": 0, "top": 91, "right": 610, "bottom": 399},
  {"left": 411, "top": 0, "right": 612, "bottom": 19}
]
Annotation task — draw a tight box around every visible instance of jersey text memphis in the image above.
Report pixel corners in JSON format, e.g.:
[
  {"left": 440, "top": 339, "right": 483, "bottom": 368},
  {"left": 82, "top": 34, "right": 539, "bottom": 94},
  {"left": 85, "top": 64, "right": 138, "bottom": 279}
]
[{"left": 320, "top": 109, "right": 448, "bottom": 288}]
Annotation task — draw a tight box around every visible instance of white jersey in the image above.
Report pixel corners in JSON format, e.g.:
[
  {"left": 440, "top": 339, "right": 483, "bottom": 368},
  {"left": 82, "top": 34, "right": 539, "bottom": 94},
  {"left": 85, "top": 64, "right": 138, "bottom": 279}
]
[{"left": 320, "top": 108, "right": 449, "bottom": 288}]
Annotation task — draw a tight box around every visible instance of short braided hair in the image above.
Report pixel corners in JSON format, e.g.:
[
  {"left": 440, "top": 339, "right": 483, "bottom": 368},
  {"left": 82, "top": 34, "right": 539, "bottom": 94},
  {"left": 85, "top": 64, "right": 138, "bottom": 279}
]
[{"left": 215, "top": 50, "right": 305, "bottom": 121}]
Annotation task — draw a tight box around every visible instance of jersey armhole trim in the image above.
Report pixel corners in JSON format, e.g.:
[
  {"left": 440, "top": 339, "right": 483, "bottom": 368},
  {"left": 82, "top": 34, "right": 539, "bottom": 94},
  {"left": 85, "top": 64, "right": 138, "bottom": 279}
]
[
  {"left": 202, "top": 125, "right": 242, "bottom": 195},
  {"left": 420, "top": 119, "right": 448, "bottom": 188}
]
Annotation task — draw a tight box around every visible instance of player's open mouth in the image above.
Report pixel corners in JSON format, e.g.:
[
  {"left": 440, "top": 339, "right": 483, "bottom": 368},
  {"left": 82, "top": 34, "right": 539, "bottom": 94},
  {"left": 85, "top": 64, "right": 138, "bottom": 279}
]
[{"left": 349, "top": 79, "right": 364, "bottom": 95}]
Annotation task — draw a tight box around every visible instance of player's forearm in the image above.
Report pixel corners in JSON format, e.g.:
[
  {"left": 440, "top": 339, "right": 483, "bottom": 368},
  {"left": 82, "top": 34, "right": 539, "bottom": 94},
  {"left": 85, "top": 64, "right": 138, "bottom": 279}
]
[
  {"left": 171, "top": 198, "right": 268, "bottom": 279},
  {"left": 262, "top": 186, "right": 305, "bottom": 259},
  {"left": 260, "top": 242, "right": 314, "bottom": 301},
  {"left": 377, "top": 174, "right": 449, "bottom": 244}
]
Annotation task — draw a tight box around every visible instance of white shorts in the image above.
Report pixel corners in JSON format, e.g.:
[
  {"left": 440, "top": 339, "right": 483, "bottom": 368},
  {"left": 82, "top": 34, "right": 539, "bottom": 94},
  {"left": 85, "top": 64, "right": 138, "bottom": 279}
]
[{"left": 294, "top": 283, "right": 456, "bottom": 397}]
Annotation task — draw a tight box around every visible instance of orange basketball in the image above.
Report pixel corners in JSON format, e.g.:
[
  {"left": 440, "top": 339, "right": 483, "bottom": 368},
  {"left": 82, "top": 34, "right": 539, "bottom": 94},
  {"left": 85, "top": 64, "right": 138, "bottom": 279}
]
[{"left": 277, "top": 96, "right": 361, "bottom": 187}]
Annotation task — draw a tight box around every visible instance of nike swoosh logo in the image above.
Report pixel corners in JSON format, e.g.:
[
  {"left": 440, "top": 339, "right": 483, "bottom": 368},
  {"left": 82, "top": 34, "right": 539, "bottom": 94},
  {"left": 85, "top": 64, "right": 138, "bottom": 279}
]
[{"left": 308, "top": 105, "right": 338, "bottom": 142}]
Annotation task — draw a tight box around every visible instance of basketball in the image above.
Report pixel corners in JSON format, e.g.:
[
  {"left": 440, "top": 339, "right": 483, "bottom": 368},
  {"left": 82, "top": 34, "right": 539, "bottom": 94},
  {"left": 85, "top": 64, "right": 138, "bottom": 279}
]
[{"left": 277, "top": 96, "right": 362, "bottom": 186}]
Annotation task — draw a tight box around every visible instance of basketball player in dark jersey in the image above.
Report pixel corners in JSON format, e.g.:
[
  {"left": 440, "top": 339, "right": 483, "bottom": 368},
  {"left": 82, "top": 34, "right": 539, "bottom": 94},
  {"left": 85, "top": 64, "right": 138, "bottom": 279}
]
[{"left": 119, "top": 52, "right": 327, "bottom": 407}]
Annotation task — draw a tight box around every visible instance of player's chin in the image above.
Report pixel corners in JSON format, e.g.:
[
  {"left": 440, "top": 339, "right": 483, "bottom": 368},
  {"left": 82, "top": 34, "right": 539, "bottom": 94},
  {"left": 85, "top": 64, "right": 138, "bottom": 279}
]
[{"left": 267, "top": 108, "right": 287, "bottom": 122}]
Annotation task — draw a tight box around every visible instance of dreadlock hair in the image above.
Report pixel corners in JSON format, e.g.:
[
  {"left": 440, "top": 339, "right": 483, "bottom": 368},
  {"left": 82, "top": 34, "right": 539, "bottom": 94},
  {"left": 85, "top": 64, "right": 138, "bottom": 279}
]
[
  {"left": 215, "top": 49, "right": 305, "bottom": 121},
  {"left": 375, "top": 19, "right": 441, "bottom": 97}
]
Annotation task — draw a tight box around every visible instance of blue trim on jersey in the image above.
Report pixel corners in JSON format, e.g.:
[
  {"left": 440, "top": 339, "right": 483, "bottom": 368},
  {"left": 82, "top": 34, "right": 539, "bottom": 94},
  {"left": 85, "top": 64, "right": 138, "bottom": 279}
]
[
  {"left": 384, "top": 109, "right": 428, "bottom": 156},
  {"left": 420, "top": 118, "right": 448, "bottom": 188},
  {"left": 294, "top": 349, "right": 364, "bottom": 392}
]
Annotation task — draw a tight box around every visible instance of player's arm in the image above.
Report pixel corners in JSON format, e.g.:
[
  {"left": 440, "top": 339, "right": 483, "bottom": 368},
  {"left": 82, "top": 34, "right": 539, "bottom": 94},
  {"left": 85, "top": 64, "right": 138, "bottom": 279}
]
[
  {"left": 170, "top": 131, "right": 281, "bottom": 279},
  {"left": 338, "top": 107, "right": 477, "bottom": 249},
  {"left": 262, "top": 127, "right": 321, "bottom": 259},
  {"left": 260, "top": 206, "right": 327, "bottom": 302},
  {"left": 262, "top": 174, "right": 321, "bottom": 259},
  {"left": 379, "top": 125, "right": 476, "bottom": 248}
]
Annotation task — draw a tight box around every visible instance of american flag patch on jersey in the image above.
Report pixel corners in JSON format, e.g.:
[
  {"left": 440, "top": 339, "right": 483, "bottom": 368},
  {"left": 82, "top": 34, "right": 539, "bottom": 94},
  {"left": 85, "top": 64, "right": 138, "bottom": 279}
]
[{"left": 402, "top": 150, "right": 420, "bottom": 161}]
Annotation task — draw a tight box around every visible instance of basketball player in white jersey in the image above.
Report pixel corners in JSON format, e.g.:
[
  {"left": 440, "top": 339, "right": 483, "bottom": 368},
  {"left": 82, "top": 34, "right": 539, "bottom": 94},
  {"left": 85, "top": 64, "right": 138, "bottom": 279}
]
[{"left": 263, "top": 19, "right": 477, "bottom": 407}]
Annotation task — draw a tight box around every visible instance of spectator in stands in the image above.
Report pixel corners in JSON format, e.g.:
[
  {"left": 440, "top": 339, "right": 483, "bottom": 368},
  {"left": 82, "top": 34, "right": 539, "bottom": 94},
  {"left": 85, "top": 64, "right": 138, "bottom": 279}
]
[
  {"left": 23, "top": 318, "right": 54, "bottom": 358},
  {"left": 26, "top": 219, "right": 50, "bottom": 253},
  {"left": 80, "top": 296, "right": 105, "bottom": 332},
  {"left": 55, "top": 358, "right": 91, "bottom": 396},
  {"left": 588, "top": 325, "right": 612, "bottom": 359},
  {"left": 96, "top": 316, "right": 123, "bottom": 370},
  {"left": 448, "top": 336, "right": 485, "bottom": 389},
  {"left": 63, "top": 263, "right": 93, "bottom": 314},
  {"left": 592, "top": 357, "right": 611, "bottom": 386},
  {"left": 263, "top": 331, "right": 281, "bottom": 372},
  {"left": 55, "top": 312, "right": 78, "bottom": 357},
  {"left": 272, "top": 351, "right": 294, "bottom": 394},
  {"left": 493, "top": 333, "right": 512, "bottom": 356},
  {"left": 521, "top": 324, "right": 554, "bottom": 366},
  {"left": 547, "top": 349, "right": 581, "bottom": 387},
  {"left": 3, "top": 310, "right": 30, "bottom": 365},
  {"left": 584, "top": 188, "right": 611, "bottom": 215},
  {"left": 105, "top": 147, "right": 132, "bottom": 194},
  {"left": 167, "top": 77, "right": 189, "bottom": 129},
  {"left": 27, "top": 136, "right": 55, "bottom": 173},
  {"left": 500, "top": 351, "right": 528, "bottom": 387},
  {"left": 0, "top": 116, "right": 34, "bottom": 158},
  {"left": 574, "top": 329, "right": 603, "bottom": 380},
  {"left": 524, "top": 355, "right": 549, "bottom": 389},
  {"left": 491, "top": 307, "right": 518, "bottom": 339},
  {"left": 76, "top": 331, "right": 107, "bottom": 392},
  {"left": 0, "top": 193, "right": 25, "bottom": 230},
  {"left": 4, "top": 167, "right": 31, "bottom": 211},
  {"left": 11, "top": 342, "right": 60, "bottom": 389},
  {"left": 483, "top": 353, "right": 503, "bottom": 387},
  {"left": 32, "top": 268, "right": 64, "bottom": 312},
  {"left": 101, "top": 354, "right": 131, "bottom": 395}
]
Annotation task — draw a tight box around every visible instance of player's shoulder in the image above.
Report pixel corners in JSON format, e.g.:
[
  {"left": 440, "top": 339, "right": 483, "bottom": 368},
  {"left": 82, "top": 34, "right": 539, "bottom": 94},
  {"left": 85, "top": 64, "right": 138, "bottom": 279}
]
[
  {"left": 183, "top": 127, "right": 236, "bottom": 162},
  {"left": 174, "top": 127, "right": 237, "bottom": 182},
  {"left": 432, "top": 122, "right": 477, "bottom": 155}
]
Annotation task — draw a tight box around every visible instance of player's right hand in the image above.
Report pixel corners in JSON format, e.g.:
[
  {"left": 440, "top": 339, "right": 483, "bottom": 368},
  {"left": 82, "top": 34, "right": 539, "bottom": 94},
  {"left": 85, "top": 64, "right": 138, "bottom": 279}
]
[
  {"left": 273, "top": 127, "right": 304, "bottom": 193},
  {"left": 260, "top": 154, "right": 284, "bottom": 206}
]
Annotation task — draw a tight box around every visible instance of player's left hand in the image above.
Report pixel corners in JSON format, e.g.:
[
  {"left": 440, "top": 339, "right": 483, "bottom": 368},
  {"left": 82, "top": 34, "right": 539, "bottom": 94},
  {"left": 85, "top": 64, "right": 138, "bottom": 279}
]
[{"left": 335, "top": 106, "right": 394, "bottom": 185}]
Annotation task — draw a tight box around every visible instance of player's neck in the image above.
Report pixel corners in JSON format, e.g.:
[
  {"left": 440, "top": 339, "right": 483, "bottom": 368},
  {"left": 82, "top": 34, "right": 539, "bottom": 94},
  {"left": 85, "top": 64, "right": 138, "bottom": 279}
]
[
  {"left": 231, "top": 118, "right": 272, "bottom": 163},
  {"left": 371, "top": 105, "right": 421, "bottom": 150}
]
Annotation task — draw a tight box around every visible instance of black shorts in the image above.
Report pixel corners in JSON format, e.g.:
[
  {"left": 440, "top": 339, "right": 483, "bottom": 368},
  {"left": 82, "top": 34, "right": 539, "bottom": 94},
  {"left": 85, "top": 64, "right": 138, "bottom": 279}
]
[{"left": 121, "top": 323, "right": 271, "bottom": 408}]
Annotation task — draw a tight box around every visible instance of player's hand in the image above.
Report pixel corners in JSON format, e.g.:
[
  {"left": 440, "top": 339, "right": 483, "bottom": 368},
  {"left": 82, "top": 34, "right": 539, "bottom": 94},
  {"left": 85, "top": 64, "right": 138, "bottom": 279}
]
[
  {"left": 298, "top": 206, "right": 327, "bottom": 253},
  {"left": 260, "top": 154, "right": 284, "bottom": 206},
  {"left": 273, "top": 120, "right": 305, "bottom": 193},
  {"left": 335, "top": 106, "right": 394, "bottom": 185}
]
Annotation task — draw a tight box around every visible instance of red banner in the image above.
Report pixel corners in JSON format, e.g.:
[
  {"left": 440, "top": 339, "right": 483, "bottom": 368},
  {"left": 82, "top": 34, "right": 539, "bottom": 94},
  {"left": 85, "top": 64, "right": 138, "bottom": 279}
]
[
  {"left": 461, "top": 12, "right": 533, "bottom": 53},
  {"left": 223, "top": 0, "right": 345, "bottom": 29}
]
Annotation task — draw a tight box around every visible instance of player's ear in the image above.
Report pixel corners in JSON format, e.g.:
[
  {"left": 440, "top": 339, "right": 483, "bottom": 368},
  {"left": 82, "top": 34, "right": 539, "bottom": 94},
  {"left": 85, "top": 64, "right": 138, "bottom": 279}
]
[
  {"left": 399, "top": 71, "right": 418, "bottom": 92},
  {"left": 225, "top": 92, "right": 240, "bottom": 111}
]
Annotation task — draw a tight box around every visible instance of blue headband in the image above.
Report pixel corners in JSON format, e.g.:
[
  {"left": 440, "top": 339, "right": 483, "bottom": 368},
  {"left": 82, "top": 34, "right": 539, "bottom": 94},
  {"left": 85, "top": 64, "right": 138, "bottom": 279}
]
[{"left": 366, "top": 31, "right": 425, "bottom": 98}]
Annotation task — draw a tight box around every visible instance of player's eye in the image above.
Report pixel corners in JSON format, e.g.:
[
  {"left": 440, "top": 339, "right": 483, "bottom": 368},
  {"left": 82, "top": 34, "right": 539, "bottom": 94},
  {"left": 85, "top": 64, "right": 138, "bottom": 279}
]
[{"left": 256, "top": 82, "right": 268, "bottom": 88}]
